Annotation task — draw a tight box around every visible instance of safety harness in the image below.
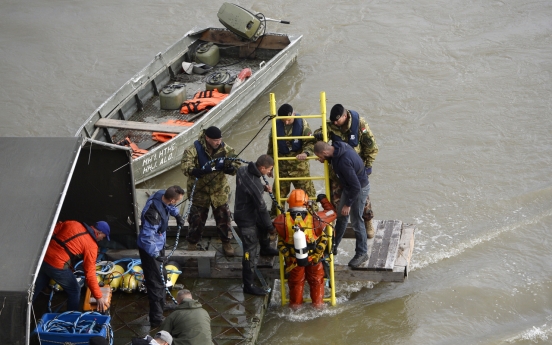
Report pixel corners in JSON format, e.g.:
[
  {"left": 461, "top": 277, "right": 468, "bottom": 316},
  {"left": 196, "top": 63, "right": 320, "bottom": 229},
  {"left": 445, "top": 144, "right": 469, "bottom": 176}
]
[
  {"left": 51, "top": 222, "right": 95, "bottom": 269},
  {"left": 276, "top": 116, "right": 303, "bottom": 154}
]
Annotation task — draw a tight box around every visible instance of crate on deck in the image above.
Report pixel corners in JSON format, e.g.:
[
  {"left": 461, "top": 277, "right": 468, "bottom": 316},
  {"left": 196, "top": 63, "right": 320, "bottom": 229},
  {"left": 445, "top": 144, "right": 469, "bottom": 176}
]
[{"left": 34, "top": 311, "right": 111, "bottom": 345}]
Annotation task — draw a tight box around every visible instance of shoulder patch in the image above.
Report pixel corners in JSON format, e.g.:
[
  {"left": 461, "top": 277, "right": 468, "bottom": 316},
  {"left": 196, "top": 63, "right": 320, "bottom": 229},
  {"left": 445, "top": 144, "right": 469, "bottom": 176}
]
[{"left": 361, "top": 128, "right": 368, "bottom": 133}]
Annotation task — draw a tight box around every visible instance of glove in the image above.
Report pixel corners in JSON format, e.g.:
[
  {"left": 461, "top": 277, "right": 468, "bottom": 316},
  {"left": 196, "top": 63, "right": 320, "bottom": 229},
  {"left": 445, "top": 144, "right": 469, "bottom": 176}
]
[
  {"left": 223, "top": 165, "right": 236, "bottom": 175},
  {"left": 316, "top": 194, "right": 327, "bottom": 203},
  {"left": 365, "top": 166, "right": 372, "bottom": 176},
  {"left": 191, "top": 168, "right": 207, "bottom": 178},
  {"left": 312, "top": 132, "right": 323, "bottom": 141},
  {"left": 155, "top": 255, "right": 167, "bottom": 263},
  {"left": 175, "top": 215, "right": 185, "bottom": 228}
]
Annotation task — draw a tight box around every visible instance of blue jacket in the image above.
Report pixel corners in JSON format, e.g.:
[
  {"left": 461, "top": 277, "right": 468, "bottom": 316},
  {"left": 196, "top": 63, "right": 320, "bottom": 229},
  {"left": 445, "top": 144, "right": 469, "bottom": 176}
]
[
  {"left": 331, "top": 141, "right": 368, "bottom": 207},
  {"left": 137, "top": 190, "right": 180, "bottom": 257}
]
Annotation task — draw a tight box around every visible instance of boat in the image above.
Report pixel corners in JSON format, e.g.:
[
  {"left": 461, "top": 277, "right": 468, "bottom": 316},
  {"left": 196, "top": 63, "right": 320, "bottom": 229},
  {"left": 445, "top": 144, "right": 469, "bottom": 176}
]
[{"left": 75, "top": 3, "right": 302, "bottom": 184}]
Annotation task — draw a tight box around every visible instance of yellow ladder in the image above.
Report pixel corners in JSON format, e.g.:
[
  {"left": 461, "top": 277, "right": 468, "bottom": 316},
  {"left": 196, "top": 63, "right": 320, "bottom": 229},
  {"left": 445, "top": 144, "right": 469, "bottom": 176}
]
[{"left": 269, "top": 91, "right": 336, "bottom": 306}]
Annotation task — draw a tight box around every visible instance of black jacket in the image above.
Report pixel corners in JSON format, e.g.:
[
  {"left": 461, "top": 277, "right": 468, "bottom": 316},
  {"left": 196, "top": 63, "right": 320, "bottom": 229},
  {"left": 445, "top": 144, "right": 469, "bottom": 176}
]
[
  {"left": 234, "top": 162, "right": 274, "bottom": 231},
  {"left": 331, "top": 141, "right": 368, "bottom": 206}
]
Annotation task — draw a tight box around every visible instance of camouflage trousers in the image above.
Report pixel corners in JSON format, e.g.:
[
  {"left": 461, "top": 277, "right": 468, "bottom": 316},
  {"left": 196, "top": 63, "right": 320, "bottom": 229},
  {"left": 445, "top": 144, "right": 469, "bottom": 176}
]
[
  {"left": 330, "top": 179, "right": 373, "bottom": 222},
  {"left": 186, "top": 203, "right": 232, "bottom": 244},
  {"left": 270, "top": 178, "right": 319, "bottom": 217}
]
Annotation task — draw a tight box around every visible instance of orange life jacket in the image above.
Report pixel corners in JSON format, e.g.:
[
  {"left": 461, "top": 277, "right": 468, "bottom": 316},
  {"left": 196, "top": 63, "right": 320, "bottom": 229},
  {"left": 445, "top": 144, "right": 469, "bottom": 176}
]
[
  {"left": 117, "top": 137, "right": 148, "bottom": 159},
  {"left": 180, "top": 89, "right": 228, "bottom": 114},
  {"left": 152, "top": 120, "right": 193, "bottom": 142}
]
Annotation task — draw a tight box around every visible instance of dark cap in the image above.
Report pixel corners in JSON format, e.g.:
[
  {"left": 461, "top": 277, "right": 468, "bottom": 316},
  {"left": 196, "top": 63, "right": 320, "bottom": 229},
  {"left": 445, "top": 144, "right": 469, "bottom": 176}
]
[
  {"left": 278, "top": 103, "right": 293, "bottom": 116},
  {"left": 94, "top": 221, "right": 110, "bottom": 241},
  {"left": 329, "top": 104, "right": 345, "bottom": 122},
  {"left": 205, "top": 126, "right": 222, "bottom": 139}
]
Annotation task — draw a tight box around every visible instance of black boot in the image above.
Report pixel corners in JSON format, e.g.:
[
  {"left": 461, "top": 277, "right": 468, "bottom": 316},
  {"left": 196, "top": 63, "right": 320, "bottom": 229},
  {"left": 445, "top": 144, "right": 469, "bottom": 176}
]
[
  {"left": 242, "top": 261, "right": 268, "bottom": 296},
  {"left": 259, "top": 246, "right": 278, "bottom": 257}
]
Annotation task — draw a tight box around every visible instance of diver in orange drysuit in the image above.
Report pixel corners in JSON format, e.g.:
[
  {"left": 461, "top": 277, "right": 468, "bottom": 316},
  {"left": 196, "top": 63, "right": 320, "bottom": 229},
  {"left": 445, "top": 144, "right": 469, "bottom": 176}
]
[{"left": 273, "top": 189, "right": 337, "bottom": 309}]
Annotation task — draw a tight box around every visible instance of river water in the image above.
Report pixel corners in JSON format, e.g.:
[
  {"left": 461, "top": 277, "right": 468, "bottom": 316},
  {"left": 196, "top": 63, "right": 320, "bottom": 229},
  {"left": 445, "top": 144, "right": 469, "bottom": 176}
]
[{"left": 1, "top": 0, "right": 551, "bottom": 344}]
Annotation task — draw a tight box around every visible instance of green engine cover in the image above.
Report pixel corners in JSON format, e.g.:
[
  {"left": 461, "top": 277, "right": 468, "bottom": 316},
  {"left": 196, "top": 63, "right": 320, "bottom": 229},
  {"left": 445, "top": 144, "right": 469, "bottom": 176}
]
[{"left": 217, "top": 2, "right": 261, "bottom": 40}]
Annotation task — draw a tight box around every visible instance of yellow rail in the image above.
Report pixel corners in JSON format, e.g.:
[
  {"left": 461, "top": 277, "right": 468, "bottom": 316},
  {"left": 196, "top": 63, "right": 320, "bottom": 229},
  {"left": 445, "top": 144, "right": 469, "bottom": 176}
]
[{"left": 270, "top": 91, "right": 336, "bottom": 307}]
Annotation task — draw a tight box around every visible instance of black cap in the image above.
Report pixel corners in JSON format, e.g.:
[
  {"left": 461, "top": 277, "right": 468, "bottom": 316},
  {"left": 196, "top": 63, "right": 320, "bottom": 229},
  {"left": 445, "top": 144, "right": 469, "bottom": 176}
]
[
  {"left": 278, "top": 103, "right": 293, "bottom": 116},
  {"left": 205, "top": 126, "right": 222, "bottom": 139},
  {"left": 330, "top": 104, "right": 345, "bottom": 122}
]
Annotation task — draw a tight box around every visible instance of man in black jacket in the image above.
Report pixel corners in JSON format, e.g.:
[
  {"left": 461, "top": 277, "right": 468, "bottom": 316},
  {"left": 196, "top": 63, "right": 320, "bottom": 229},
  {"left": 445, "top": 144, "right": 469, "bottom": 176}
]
[
  {"left": 314, "top": 141, "right": 370, "bottom": 268},
  {"left": 234, "top": 154, "right": 279, "bottom": 295}
]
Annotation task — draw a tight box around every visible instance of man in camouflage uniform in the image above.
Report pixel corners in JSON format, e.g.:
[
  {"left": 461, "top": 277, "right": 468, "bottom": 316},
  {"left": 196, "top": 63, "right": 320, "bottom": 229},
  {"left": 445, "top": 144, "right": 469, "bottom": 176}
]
[
  {"left": 181, "top": 126, "right": 239, "bottom": 256},
  {"left": 314, "top": 104, "right": 378, "bottom": 238},
  {"left": 267, "top": 104, "right": 318, "bottom": 217}
]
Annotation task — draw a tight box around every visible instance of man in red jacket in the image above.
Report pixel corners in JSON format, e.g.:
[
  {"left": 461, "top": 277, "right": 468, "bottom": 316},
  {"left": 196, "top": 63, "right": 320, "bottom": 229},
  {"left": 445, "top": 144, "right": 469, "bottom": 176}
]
[{"left": 33, "top": 220, "right": 110, "bottom": 311}]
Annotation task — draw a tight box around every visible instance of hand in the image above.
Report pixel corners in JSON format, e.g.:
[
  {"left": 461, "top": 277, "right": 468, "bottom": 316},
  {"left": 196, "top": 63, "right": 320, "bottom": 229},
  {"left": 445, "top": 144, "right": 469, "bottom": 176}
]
[
  {"left": 296, "top": 153, "right": 307, "bottom": 161},
  {"left": 223, "top": 166, "right": 236, "bottom": 175},
  {"left": 96, "top": 295, "right": 109, "bottom": 312},
  {"left": 175, "top": 215, "right": 185, "bottom": 228},
  {"left": 312, "top": 132, "right": 323, "bottom": 141},
  {"left": 317, "top": 156, "right": 325, "bottom": 163},
  {"left": 268, "top": 227, "right": 277, "bottom": 235},
  {"left": 341, "top": 205, "right": 350, "bottom": 216},
  {"left": 155, "top": 255, "right": 167, "bottom": 263},
  {"left": 316, "top": 194, "right": 327, "bottom": 203},
  {"left": 264, "top": 184, "right": 272, "bottom": 193},
  {"left": 365, "top": 166, "right": 372, "bottom": 176},
  {"left": 191, "top": 168, "right": 206, "bottom": 178}
]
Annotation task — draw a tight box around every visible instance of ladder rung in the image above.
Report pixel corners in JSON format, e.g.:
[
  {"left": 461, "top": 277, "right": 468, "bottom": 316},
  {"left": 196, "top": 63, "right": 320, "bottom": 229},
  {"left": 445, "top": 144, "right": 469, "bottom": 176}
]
[
  {"left": 275, "top": 115, "right": 325, "bottom": 119},
  {"left": 274, "top": 135, "right": 314, "bottom": 140},
  {"left": 279, "top": 176, "right": 326, "bottom": 181},
  {"left": 276, "top": 156, "right": 318, "bottom": 161}
]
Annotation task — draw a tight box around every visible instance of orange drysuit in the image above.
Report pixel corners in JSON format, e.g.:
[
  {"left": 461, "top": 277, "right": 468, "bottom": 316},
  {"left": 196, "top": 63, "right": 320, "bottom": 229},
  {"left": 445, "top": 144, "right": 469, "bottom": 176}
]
[{"left": 273, "top": 198, "right": 337, "bottom": 308}]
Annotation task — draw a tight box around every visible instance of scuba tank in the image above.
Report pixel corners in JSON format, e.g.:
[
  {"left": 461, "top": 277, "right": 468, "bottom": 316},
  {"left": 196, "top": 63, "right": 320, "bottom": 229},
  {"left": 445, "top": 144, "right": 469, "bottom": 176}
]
[
  {"left": 293, "top": 218, "right": 309, "bottom": 267},
  {"left": 102, "top": 264, "right": 125, "bottom": 291},
  {"left": 164, "top": 261, "right": 182, "bottom": 289},
  {"left": 121, "top": 265, "right": 143, "bottom": 293}
]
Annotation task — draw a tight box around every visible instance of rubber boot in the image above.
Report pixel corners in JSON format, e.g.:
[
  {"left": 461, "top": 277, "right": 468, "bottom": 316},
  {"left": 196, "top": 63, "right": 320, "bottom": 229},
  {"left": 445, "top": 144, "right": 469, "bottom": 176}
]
[
  {"left": 307, "top": 263, "right": 325, "bottom": 308},
  {"left": 242, "top": 261, "right": 267, "bottom": 296},
  {"left": 288, "top": 266, "right": 305, "bottom": 308},
  {"left": 365, "top": 220, "right": 375, "bottom": 239}
]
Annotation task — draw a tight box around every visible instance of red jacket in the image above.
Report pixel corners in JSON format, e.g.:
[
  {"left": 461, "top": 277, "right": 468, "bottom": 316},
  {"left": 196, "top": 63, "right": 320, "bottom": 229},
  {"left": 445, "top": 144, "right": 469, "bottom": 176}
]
[{"left": 44, "top": 221, "right": 102, "bottom": 299}]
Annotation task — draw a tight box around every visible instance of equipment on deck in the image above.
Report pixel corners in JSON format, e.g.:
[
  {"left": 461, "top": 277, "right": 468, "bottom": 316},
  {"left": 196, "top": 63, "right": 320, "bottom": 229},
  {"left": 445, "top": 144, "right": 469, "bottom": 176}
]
[
  {"left": 160, "top": 83, "right": 187, "bottom": 110},
  {"left": 82, "top": 286, "right": 112, "bottom": 312}
]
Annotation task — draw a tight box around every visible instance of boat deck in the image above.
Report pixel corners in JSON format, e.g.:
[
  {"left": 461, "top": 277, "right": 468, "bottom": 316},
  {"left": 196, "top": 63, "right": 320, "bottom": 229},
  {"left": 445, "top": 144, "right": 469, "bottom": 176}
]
[{"left": 107, "top": 57, "right": 263, "bottom": 150}]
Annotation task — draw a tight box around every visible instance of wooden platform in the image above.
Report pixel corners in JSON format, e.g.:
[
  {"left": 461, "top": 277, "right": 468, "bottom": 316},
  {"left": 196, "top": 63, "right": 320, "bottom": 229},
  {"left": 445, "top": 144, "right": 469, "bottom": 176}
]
[{"left": 106, "top": 219, "right": 415, "bottom": 283}]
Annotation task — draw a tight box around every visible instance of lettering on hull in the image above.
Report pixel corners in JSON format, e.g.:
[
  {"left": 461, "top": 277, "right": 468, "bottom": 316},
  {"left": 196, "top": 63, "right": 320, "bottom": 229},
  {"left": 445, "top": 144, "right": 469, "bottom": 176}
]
[{"left": 141, "top": 143, "right": 177, "bottom": 174}]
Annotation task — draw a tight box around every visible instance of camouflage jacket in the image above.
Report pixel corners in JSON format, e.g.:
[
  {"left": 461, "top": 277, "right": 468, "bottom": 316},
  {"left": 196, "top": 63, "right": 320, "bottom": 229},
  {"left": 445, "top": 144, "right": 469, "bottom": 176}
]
[
  {"left": 267, "top": 118, "right": 314, "bottom": 178},
  {"left": 315, "top": 110, "right": 378, "bottom": 167},
  {"left": 181, "top": 131, "right": 239, "bottom": 208}
]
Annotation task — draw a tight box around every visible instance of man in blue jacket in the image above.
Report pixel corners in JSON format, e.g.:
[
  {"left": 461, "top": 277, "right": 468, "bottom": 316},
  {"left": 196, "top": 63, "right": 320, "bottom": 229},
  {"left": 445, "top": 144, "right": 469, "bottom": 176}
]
[
  {"left": 137, "top": 185, "right": 185, "bottom": 327},
  {"left": 313, "top": 141, "right": 369, "bottom": 268}
]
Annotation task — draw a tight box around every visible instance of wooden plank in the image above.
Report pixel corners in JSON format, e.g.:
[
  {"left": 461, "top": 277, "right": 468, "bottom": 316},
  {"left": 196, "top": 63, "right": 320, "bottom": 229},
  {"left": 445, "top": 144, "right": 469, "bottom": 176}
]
[
  {"left": 384, "top": 220, "right": 403, "bottom": 270},
  {"left": 393, "top": 224, "right": 416, "bottom": 275},
  {"left": 95, "top": 118, "right": 189, "bottom": 133},
  {"left": 366, "top": 220, "right": 388, "bottom": 269},
  {"left": 105, "top": 249, "right": 216, "bottom": 270}
]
